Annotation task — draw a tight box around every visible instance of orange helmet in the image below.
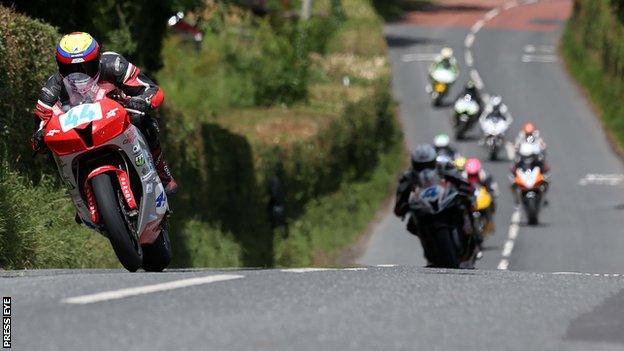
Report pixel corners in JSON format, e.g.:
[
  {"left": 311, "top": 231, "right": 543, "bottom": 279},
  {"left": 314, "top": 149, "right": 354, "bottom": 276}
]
[{"left": 522, "top": 122, "right": 537, "bottom": 136}]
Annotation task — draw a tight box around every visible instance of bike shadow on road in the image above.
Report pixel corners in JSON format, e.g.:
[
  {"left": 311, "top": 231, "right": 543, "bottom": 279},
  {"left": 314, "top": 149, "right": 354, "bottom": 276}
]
[{"left": 565, "top": 288, "right": 624, "bottom": 345}]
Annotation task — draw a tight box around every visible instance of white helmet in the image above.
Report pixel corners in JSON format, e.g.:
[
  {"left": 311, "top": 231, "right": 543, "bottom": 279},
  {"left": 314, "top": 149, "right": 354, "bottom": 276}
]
[
  {"left": 441, "top": 47, "right": 453, "bottom": 59},
  {"left": 490, "top": 95, "right": 502, "bottom": 108},
  {"left": 518, "top": 142, "right": 537, "bottom": 157},
  {"left": 433, "top": 133, "right": 450, "bottom": 148}
]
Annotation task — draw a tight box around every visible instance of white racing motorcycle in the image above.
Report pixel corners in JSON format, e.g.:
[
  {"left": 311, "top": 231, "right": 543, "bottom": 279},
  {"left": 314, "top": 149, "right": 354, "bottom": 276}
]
[
  {"left": 453, "top": 94, "right": 480, "bottom": 140},
  {"left": 479, "top": 115, "right": 510, "bottom": 161}
]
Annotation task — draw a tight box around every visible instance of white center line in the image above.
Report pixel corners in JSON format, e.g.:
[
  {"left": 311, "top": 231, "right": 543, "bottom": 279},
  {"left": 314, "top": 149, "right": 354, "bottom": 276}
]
[
  {"left": 465, "top": 51, "right": 474, "bottom": 67},
  {"left": 484, "top": 9, "right": 500, "bottom": 21},
  {"left": 470, "top": 69, "right": 484, "bottom": 89},
  {"left": 505, "top": 141, "right": 516, "bottom": 160},
  {"left": 465, "top": 33, "right": 475, "bottom": 48},
  {"left": 63, "top": 274, "right": 244, "bottom": 304},
  {"left": 471, "top": 20, "right": 485, "bottom": 34}
]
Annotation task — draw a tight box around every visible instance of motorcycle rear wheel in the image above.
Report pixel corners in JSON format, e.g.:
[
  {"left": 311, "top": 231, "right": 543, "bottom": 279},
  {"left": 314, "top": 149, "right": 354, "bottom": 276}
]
[{"left": 92, "top": 174, "right": 142, "bottom": 272}]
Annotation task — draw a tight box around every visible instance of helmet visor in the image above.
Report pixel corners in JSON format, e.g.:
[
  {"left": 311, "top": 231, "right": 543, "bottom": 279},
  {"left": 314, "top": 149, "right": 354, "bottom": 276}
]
[{"left": 58, "top": 58, "right": 100, "bottom": 78}]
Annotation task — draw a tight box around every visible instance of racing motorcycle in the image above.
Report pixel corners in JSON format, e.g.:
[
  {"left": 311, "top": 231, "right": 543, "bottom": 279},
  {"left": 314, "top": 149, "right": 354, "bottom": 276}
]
[
  {"left": 429, "top": 68, "right": 457, "bottom": 106},
  {"left": 408, "top": 169, "right": 479, "bottom": 268},
  {"left": 513, "top": 163, "right": 546, "bottom": 225},
  {"left": 453, "top": 94, "right": 480, "bottom": 140},
  {"left": 479, "top": 115, "right": 509, "bottom": 161},
  {"left": 472, "top": 185, "right": 494, "bottom": 240},
  {"left": 42, "top": 73, "right": 172, "bottom": 272}
]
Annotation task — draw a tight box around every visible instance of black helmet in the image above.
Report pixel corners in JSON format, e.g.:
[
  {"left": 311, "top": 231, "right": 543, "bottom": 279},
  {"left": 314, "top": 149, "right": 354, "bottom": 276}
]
[{"left": 411, "top": 144, "right": 437, "bottom": 172}]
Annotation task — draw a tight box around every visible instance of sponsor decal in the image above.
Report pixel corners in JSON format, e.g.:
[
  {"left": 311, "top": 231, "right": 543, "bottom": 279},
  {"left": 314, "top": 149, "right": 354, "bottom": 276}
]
[
  {"left": 118, "top": 172, "right": 137, "bottom": 209},
  {"left": 123, "top": 128, "right": 136, "bottom": 145},
  {"left": 46, "top": 129, "right": 61, "bottom": 137},
  {"left": 105, "top": 107, "right": 119, "bottom": 119},
  {"left": 132, "top": 143, "right": 141, "bottom": 154},
  {"left": 146, "top": 183, "right": 153, "bottom": 194},
  {"left": 155, "top": 184, "right": 167, "bottom": 215},
  {"left": 135, "top": 154, "right": 146, "bottom": 167}
]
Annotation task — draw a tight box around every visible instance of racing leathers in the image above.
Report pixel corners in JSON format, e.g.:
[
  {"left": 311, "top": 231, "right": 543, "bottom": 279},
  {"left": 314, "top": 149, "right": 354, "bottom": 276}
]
[{"left": 32, "top": 52, "right": 176, "bottom": 192}]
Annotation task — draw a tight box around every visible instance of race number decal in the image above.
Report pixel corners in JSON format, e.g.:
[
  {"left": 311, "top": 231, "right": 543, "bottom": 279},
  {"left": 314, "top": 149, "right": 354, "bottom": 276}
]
[
  {"left": 59, "top": 103, "right": 102, "bottom": 132},
  {"left": 155, "top": 183, "right": 167, "bottom": 215}
]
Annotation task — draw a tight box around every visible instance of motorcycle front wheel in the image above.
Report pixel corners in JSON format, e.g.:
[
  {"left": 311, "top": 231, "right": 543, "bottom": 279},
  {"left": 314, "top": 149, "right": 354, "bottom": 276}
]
[
  {"left": 92, "top": 174, "right": 142, "bottom": 272},
  {"left": 142, "top": 221, "right": 172, "bottom": 272}
]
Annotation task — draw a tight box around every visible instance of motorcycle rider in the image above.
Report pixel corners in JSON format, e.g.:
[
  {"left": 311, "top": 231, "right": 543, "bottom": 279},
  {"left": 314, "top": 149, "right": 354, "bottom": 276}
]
[
  {"left": 514, "top": 122, "right": 547, "bottom": 160},
  {"left": 433, "top": 133, "right": 459, "bottom": 161},
  {"left": 30, "top": 32, "right": 178, "bottom": 194},
  {"left": 456, "top": 80, "right": 483, "bottom": 108},
  {"left": 394, "top": 144, "right": 475, "bottom": 265},
  {"left": 427, "top": 47, "right": 459, "bottom": 93},
  {"left": 464, "top": 158, "right": 498, "bottom": 211},
  {"left": 479, "top": 95, "right": 512, "bottom": 125},
  {"left": 430, "top": 47, "right": 458, "bottom": 75},
  {"left": 511, "top": 142, "right": 550, "bottom": 205}
]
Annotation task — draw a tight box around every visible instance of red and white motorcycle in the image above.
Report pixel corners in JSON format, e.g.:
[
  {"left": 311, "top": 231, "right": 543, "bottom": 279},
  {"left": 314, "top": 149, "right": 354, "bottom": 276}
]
[{"left": 42, "top": 73, "right": 172, "bottom": 271}]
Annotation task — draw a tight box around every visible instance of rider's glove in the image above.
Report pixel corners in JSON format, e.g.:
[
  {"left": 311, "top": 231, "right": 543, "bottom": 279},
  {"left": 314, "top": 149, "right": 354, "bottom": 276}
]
[
  {"left": 30, "top": 128, "right": 46, "bottom": 154},
  {"left": 125, "top": 96, "right": 151, "bottom": 113}
]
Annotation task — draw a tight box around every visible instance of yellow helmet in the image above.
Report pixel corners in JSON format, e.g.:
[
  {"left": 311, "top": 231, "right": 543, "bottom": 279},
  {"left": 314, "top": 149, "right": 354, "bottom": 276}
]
[{"left": 454, "top": 156, "right": 467, "bottom": 171}]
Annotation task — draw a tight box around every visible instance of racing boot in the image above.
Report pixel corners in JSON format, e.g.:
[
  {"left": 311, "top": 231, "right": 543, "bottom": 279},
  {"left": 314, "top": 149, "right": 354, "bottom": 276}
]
[{"left": 151, "top": 146, "right": 178, "bottom": 194}]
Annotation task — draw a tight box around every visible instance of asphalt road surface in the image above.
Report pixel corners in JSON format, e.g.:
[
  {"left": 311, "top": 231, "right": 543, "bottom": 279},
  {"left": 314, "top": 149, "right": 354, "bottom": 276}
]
[
  {"left": 4, "top": 1, "right": 624, "bottom": 350},
  {"left": 4, "top": 267, "right": 624, "bottom": 350}
]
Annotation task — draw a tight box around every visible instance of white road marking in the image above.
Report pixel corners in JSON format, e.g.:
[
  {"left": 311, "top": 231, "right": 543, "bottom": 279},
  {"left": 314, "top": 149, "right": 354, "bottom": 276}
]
[
  {"left": 505, "top": 141, "right": 516, "bottom": 160},
  {"left": 502, "top": 240, "right": 514, "bottom": 257},
  {"left": 401, "top": 53, "right": 439, "bottom": 62},
  {"left": 470, "top": 69, "right": 484, "bottom": 89},
  {"left": 471, "top": 20, "right": 485, "bottom": 34},
  {"left": 578, "top": 174, "right": 624, "bottom": 186},
  {"left": 281, "top": 268, "right": 333, "bottom": 273},
  {"left": 376, "top": 264, "right": 397, "bottom": 267},
  {"left": 504, "top": 1, "right": 518, "bottom": 10},
  {"left": 465, "top": 33, "right": 475, "bottom": 48},
  {"left": 524, "top": 45, "right": 536, "bottom": 53},
  {"left": 484, "top": 9, "right": 500, "bottom": 21},
  {"left": 522, "top": 54, "right": 557, "bottom": 63},
  {"left": 465, "top": 51, "right": 473, "bottom": 67},
  {"left": 498, "top": 208, "right": 521, "bottom": 270},
  {"left": 63, "top": 274, "right": 244, "bottom": 304},
  {"left": 341, "top": 267, "right": 368, "bottom": 271}
]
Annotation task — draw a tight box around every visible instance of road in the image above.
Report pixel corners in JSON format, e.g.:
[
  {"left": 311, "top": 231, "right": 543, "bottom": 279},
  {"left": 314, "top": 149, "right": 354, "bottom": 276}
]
[
  {"left": 4, "top": 1, "right": 624, "bottom": 350},
  {"left": 359, "top": 0, "right": 624, "bottom": 273},
  {"left": 4, "top": 267, "right": 624, "bottom": 350}
]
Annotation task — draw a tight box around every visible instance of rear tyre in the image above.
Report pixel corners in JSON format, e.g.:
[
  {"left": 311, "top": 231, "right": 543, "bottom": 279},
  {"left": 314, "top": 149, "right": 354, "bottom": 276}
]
[
  {"left": 92, "top": 174, "right": 142, "bottom": 272},
  {"left": 432, "top": 227, "right": 460, "bottom": 268},
  {"left": 142, "top": 224, "right": 172, "bottom": 272}
]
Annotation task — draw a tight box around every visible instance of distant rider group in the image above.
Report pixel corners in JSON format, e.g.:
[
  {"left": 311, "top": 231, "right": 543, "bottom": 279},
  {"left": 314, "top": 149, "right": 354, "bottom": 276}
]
[{"left": 395, "top": 48, "right": 551, "bottom": 268}]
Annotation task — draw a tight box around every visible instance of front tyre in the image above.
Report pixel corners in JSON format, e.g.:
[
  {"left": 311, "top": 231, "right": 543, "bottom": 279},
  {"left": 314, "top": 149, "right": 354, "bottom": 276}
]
[
  {"left": 92, "top": 174, "right": 142, "bottom": 272},
  {"left": 142, "top": 222, "right": 172, "bottom": 272}
]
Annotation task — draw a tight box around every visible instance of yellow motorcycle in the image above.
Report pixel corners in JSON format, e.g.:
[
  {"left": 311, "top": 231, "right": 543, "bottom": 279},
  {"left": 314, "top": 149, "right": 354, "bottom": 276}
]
[{"left": 473, "top": 185, "right": 495, "bottom": 239}]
